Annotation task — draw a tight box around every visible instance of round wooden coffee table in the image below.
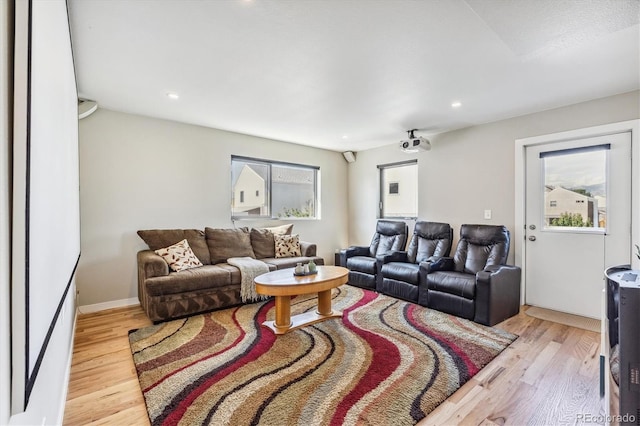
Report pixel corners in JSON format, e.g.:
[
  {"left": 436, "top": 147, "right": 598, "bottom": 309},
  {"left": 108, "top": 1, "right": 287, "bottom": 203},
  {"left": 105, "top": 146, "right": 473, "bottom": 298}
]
[{"left": 254, "top": 265, "right": 349, "bottom": 335}]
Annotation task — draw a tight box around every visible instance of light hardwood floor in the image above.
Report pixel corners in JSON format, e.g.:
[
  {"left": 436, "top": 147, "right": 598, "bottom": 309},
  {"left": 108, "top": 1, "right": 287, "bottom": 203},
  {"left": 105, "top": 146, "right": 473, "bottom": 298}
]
[{"left": 63, "top": 304, "right": 604, "bottom": 425}]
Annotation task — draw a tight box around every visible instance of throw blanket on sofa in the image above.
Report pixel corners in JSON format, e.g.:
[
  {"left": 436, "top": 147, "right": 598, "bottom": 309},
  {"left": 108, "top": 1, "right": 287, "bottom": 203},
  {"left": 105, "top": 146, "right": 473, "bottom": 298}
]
[{"left": 227, "top": 257, "right": 270, "bottom": 302}]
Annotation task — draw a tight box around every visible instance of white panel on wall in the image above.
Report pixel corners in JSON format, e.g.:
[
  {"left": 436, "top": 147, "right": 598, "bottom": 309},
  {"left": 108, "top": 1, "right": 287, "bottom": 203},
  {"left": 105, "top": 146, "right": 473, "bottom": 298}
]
[
  {"left": 1, "top": 0, "right": 12, "bottom": 423},
  {"left": 12, "top": 0, "right": 80, "bottom": 412}
]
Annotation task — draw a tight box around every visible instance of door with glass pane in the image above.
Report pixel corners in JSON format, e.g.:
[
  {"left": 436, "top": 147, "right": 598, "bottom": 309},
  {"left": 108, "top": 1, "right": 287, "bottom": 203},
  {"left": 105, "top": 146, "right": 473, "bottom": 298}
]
[{"left": 525, "top": 132, "right": 631, "bottom": 318}]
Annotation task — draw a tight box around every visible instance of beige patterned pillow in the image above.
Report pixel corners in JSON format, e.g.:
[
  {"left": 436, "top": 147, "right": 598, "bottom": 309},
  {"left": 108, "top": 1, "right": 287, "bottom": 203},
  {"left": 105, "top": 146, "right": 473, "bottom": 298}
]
[
  {"left": 154, "top": 239, "right": 203, "bottom": 272},
  {"left": 274, "top": 234, "right": 301, "bottom": 258},
  {"left": 264, "top": 223, "right": 293, "bottom": 236}
]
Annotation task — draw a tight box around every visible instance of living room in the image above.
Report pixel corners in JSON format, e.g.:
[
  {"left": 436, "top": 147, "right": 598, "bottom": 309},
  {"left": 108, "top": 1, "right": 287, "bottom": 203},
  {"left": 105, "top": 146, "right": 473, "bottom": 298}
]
[{"left": 1, "top": 1, "right": 640, "bottom": 425}]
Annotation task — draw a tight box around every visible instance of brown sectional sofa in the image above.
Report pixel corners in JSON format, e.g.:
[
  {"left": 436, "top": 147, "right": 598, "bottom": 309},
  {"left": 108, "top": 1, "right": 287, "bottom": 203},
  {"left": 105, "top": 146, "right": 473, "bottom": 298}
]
[{"left": 137, "top": 225, "right": 324, "bottom": 322}]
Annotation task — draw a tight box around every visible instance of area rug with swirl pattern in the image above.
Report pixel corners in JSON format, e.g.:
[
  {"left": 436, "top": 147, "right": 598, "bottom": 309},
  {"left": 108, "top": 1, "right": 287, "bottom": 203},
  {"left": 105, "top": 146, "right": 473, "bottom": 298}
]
[{"left": 129, "top": 286, "right": 517, "bottom": 426}]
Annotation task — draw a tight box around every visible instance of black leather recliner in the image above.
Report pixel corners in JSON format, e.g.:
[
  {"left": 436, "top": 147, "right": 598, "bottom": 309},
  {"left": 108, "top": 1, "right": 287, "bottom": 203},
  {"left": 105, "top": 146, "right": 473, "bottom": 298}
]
[
  {"left": 378, "top": 222, "right": 453, "bottom": 303},
  {"left": 340, "top": 220, "right": 408, "bottom": 290},
  {"left": 419, "top": 224, "right": 521, "bottom": 326}
]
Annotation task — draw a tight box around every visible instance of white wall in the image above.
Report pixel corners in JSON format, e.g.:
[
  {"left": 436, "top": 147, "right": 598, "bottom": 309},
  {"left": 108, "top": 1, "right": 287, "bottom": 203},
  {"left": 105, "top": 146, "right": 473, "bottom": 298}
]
[
  {"left": 77, "top": 109, "right": 349, "bottom": 307},
  {"left": 348, "top": 91, "right": 640, "bottom": 264}
]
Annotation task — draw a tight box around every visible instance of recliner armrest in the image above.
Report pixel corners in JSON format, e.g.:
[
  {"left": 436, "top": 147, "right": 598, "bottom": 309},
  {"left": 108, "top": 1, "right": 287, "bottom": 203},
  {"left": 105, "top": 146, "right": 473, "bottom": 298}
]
[
  {"left": 419, "top": 256, "right": 454, "bottom": 274},
  {"left": 476, "top": 264, "right": 519, "bottom": 282},
  {"left": 379, "top": 251, "right": 408, "bottom": 264},
  {"left": 339, "top": 245, "right": 370, "bottom": 266},
  {"left": 474, "top": 264, "right": 522, "bottom": 326},
  {"left": 300, "top": 241, "right": 317, "bottom": 257},
  {"left": 417, "top": 256, "right": 454, "bottom": 307}
]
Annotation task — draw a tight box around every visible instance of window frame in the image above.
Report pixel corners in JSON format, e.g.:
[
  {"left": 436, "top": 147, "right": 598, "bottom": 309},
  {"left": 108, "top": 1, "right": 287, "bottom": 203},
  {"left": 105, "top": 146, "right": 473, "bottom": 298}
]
[
  {"left": 231, "top": 155, "right": 320, "bottom": 221},
  {"left": 377, "top": 159, "right": 418, "bottom": 219}
]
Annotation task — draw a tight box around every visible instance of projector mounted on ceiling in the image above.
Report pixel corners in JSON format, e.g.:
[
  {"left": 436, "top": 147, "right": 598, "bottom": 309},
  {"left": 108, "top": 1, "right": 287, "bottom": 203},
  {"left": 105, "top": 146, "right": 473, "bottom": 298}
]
[{"left": 400, "top": 129, "right": 431, "bottom": 153}]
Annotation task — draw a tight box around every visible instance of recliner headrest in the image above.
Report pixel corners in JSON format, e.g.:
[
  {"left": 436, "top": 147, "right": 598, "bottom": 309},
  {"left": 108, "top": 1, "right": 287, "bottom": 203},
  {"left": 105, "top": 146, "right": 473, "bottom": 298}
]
[
  {"left": 460, "top": 224, "right": 509, "bottom": 245},
  {"left": 414, "top": 221, "right": 452, "bottom": 240},
  {"left": 376, "top": 220, "right": 407, "bottom": 236}
]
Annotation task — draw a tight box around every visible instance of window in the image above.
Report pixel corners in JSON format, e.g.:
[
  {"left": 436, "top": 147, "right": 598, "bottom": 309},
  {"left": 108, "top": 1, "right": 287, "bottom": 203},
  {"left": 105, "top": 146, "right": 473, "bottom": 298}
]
[
  {"left": 231, "top": 156, "right": 319, "bottom": 220},
  {"left": 378, "top": 160, "right": 418, "bottom": 218},
  {"left": 541, "top": 144, "right": 608, "bottom": 230}
]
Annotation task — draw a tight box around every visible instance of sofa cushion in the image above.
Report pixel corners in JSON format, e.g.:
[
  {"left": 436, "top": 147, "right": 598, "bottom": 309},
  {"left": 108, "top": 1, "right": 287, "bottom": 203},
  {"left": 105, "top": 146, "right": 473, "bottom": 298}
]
[
  {"left": 250, "top": 224, "right": 294, "bottom": 259},
  {"left": 138, "top": 229, "right": 211, "bottom": 265},
  {"left": 274, "top": 234, "right": 301, "bottom": 258},
  {"left": 145, "top": 265, "right": 237, "bottom": 296},
  {"left": 205, "top": 227, "right": 255, "bottom": 264},
  {"left": 154, "top": 239, "right": 203, "bottom": 272},
  {"left": 250, "top": 228, "right": 276, "bottom": 259}
]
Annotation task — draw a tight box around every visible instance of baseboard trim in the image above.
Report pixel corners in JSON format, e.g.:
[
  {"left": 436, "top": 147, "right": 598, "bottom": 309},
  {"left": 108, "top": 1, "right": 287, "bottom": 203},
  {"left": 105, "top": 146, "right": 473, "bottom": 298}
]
[{"left": 77, "top": 297, "right": 139, "bottom": 314}]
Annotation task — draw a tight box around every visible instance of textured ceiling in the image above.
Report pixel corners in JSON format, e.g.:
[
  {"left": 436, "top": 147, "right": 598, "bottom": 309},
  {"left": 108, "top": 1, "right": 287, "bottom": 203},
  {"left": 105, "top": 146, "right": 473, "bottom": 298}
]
[
  {"left": 68, "top": 0, "right": 640, "bottom": 152},
  {"left": 465, "top": 0, "right": 639, "bottom": 58}
]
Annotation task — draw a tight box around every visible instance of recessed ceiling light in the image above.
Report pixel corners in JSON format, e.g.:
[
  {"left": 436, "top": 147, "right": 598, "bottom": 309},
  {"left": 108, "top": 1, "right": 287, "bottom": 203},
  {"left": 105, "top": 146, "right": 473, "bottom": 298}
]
[
  {"left": 451, "top": 101, "right": 462, "bottom": 108},
  {"left": 166, "top": 92, "right": 179, "bottom": 100},
  {"left": 342, "top": 135, "right": 349, "bottom": 139}
]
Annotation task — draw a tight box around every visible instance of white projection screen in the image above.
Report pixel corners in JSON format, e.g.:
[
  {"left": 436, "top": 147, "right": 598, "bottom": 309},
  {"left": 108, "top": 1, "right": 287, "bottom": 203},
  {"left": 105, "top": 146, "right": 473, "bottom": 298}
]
[{"left": 12, "top": 0, "right": 80, "bottom": 410}]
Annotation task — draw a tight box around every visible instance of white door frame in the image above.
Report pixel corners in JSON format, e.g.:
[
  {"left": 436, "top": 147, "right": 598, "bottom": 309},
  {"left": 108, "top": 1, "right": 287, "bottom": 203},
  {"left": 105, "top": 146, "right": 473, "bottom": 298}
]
[{"left": 515, "top": 119, "right": 640, "bottom": 305}]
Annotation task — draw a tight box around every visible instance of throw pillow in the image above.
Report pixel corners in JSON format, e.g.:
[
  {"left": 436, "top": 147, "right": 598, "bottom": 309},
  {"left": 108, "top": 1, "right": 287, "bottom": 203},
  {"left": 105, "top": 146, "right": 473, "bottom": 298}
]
[
  {"left": 264, "top": 223, "right": 293, "bottom": 236},
  {"left": 154, "top": 239, "right": 203, "bottom": 272},
  {"left": 137, "top": 229, "right": 211, "bottom": 264},
  {"left": 250, "top": 228, "right": 277, "bottom": 259},
  {"left": 274, "top": 234, "right": 301, "bottom": 258},
  {"left": 205, "top": 227, "right": 256, "bottom": 264}
]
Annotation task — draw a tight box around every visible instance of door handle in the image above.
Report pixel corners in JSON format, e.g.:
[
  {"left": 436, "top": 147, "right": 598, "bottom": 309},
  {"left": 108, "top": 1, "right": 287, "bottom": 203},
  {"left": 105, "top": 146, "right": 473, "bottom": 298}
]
[{"left": 528, "top": 236, "right": 536, "bottom": 241}]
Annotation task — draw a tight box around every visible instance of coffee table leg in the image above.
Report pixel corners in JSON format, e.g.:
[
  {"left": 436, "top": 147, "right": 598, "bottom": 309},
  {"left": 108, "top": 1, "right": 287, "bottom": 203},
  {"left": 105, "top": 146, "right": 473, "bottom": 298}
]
[
  {"left": 317, "top": 289, "right": 333, "bottom": 316},
  {"left": 274, "top": 295, "right": 292, "bottom": 329}
]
